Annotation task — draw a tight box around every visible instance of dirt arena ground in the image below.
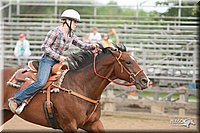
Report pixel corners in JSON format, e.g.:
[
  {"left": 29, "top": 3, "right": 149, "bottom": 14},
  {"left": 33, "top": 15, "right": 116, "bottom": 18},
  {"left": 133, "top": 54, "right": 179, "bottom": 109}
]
[{"left": 1, "top": 112, "right": 198, "bottom": 133}]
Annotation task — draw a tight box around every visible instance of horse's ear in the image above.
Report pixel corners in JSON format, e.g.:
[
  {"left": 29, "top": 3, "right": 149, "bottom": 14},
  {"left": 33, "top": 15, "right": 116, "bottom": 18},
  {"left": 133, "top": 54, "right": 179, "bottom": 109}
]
[
  {"left": 114, "top": 44, "right": 126, "bottom": 52},
  {"left": 102, "top": 47, "right": 113, "bottom": 54},
  {"left": 96, "top": 42, "right": 104, "bottom": 49}
]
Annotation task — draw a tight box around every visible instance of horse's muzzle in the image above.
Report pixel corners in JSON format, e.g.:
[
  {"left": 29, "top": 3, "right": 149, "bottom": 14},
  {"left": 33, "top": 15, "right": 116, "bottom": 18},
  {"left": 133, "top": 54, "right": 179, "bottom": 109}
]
[
  {"left": 141, "top": 78, "right": 149, "bottom": 87},
  {"left": 135, "top": 77, "right": 150, "bottom": 90}
]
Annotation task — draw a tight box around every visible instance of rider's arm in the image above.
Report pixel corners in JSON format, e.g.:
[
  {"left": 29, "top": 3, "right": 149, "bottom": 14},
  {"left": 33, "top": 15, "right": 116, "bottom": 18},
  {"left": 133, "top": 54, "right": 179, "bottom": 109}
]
[{"left": 72, "top": 34, "right": 94, "bottom": 50}]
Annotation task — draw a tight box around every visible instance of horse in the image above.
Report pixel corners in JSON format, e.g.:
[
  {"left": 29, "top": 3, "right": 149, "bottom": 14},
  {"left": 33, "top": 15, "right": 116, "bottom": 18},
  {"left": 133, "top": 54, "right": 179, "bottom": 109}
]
[{"left": 1, "top": 47, "right": 150, "bottom": 132}]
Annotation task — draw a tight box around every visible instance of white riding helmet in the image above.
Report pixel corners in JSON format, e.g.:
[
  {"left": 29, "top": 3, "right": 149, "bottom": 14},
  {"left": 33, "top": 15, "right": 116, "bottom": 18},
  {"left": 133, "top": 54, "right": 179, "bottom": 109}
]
[{"left": 61, "top": 9, "right": 80, "bottom": 22}]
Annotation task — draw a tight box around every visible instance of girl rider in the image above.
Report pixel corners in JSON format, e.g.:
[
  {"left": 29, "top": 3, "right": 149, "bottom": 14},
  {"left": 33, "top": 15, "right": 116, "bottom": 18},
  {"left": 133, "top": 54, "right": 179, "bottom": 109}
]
[{"left": 8, "top": 9, "right": 99, "bottom": 113}]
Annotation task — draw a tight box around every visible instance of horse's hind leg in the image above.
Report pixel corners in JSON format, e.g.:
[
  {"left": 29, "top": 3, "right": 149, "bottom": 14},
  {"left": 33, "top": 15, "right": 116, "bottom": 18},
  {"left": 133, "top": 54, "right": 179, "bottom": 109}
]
[
  {"left": 1, "top": 109, "right": 14, "bottom": 124},
  {"left": 82, "top": 120, "right": 105, "bottom": 133}
]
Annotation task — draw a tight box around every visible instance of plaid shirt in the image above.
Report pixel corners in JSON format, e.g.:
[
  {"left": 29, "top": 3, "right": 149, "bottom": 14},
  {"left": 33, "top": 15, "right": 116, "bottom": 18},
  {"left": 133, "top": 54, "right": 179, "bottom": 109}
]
[{"left": 42, "top": 26, "right": 93, "bottom": 61}]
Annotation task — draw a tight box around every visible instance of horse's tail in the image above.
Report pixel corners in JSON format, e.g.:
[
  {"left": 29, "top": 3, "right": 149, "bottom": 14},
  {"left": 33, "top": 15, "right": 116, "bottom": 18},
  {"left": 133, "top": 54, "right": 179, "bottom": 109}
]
[{"left": 1, "top": 68, "right": 19, "bottom": 125}]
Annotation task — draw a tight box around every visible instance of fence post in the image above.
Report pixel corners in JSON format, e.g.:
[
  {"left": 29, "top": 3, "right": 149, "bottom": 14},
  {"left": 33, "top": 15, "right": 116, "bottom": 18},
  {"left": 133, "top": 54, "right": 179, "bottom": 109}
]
[
  {"left": 151, "top": 103, "right": 165, "bottom": 115},
  {"left": 151, "top": 88, "right": 165, "bottom": 114},
  {"left": 176, "top": 86, "right": 187, "bottom": 116},
  {"left": 153, "top": 91, "right": 159, "bottom": 100},
  {"left": 103, "top": 85, "right": 116, "bottom": 115},
  {"left": 167, "top": 95, "right": 172, "bottom": 101}
]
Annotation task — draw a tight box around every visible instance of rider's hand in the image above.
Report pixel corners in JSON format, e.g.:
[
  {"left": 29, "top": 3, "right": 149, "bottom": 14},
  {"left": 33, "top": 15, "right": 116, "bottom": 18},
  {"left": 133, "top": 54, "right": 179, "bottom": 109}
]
[
  {"left": 91, "top": 43, "right": 102, "bottom": 51},
  {"left": 59, "top": 56, "right": 67, "bottom": 62},
  {"left": 91, "top": 43, "right": 99, "bottom": 48}
]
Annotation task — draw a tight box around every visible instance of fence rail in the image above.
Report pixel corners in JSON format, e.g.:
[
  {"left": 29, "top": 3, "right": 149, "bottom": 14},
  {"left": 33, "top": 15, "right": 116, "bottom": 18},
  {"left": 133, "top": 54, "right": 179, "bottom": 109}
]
[{"left": 101, "top": 84, "right": 197, "bottom": 116}]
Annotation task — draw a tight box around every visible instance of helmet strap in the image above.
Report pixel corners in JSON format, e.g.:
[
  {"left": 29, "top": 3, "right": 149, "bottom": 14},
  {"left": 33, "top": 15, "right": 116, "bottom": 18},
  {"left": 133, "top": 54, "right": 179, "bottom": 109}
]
[{"left": 64, "top": 19, "right": 72, "bottom": 37}]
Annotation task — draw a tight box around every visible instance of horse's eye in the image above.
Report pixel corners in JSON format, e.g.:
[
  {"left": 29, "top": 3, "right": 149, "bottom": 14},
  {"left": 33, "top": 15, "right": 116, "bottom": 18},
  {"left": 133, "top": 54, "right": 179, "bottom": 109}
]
[{"left": 126, "top": 61, "right": 131, "bottom": 64}]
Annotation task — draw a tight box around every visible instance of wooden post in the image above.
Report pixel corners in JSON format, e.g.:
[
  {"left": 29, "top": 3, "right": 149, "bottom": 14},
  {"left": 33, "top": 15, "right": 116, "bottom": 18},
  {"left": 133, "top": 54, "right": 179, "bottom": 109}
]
[
  {"left": 151, "top": 89, "right": 164, "bottom": 114},
  {"left": 153, "top": 91, "right": 159, "bottom": 100},
  {"left": 176, "top": 86, "right": 187, "bottom": 116},
  {"left": 166, "top": 95, "right": 172, "bottom": 101},
  {"left": 103, "top": 85, "right": 116, "bottom": 115},
  {"left": 136, "top": 91, "right": 143, "bottom": 99},
  {"left": 151, "top": 103, "right": 165, "bottom": 114}
]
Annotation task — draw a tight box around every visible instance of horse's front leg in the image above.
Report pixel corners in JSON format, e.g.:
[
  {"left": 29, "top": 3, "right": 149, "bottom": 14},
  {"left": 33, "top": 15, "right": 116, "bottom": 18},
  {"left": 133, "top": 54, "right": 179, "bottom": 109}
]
[
  {"left": 2, "top": 109, "right": 15, "bottom": 124},
  {"left": 82, "top": 120, "right": 105, "bottom": 133},
  {"left": 58, "top": 119, "right": 78, "bottom": 133},
  {"left": 61, "top": 125, "right": 78, "bottom": 133}
]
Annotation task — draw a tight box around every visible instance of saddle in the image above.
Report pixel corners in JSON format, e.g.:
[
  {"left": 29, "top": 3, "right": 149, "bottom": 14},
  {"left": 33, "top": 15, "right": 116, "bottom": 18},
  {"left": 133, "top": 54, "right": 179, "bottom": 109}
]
[{"left": 7, "top": 60, "right": 68, "bottom": 89}]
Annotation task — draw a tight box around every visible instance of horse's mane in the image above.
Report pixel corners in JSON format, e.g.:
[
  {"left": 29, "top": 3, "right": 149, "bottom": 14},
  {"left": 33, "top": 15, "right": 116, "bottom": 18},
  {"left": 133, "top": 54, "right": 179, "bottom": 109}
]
[
  {"left": 66, "top": 45, "right": 127, "bottom": 71},
  {"left": 67, "top": 48, "right": 110, "bottom": 71}
]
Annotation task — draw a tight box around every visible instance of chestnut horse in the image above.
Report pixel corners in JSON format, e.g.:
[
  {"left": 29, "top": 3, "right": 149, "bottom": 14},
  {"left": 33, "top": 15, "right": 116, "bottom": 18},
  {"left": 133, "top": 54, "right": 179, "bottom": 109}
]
[{"left": 1, "top": 47, "right": 149, "bottom": 132}]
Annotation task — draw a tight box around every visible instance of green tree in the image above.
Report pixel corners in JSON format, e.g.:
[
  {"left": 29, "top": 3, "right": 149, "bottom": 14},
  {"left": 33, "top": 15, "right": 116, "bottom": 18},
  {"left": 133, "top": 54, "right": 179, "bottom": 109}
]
[
  {"left": 97, "top": 1, "right": 122, "bottom": 16},
  {"left": 159, "top": 1, "right": 197, "bottom": 17}
]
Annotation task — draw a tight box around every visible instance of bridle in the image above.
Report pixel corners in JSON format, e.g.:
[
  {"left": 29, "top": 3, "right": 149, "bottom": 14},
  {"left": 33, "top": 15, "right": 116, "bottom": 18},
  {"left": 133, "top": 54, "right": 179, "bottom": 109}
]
[{"left": 93, "top": 47, "right": 144, "bottom": 87}]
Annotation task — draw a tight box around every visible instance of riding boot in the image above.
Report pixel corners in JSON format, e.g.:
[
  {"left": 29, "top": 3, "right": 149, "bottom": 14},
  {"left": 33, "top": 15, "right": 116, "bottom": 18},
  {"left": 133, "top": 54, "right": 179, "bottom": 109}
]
[{"left": 8, "top": 97, "right": 19, "bottom": 113}]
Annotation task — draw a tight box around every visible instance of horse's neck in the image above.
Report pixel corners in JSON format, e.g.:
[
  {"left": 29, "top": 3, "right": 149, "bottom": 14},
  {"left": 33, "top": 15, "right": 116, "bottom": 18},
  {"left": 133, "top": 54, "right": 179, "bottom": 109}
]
[{"left": 66, "top": 61, "right": 114, "bottom": 100}]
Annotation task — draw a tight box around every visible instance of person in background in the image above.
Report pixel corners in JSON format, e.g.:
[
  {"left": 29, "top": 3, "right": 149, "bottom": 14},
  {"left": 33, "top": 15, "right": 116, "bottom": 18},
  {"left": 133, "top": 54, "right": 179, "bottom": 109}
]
[
  {"left": 82, "top": 33, "right": 91, "bottom": 44},
  {"left": 101, "top": 33, "right": 113, "bottom": 48},
  {"left": 14, "top": 33, "right": 31, "bottom": 68},
  {"left": 108, "top": 28, "right": 120, "bottom": 47},
  {"left": 88, "top": 27, "right": 102, "bottom": 43}
]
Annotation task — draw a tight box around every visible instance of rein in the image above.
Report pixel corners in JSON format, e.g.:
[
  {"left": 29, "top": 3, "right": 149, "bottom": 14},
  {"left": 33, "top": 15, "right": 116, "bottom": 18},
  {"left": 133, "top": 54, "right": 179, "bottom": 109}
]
[{"left": 93, "top": 47, "right": 143, "bottom": 86}]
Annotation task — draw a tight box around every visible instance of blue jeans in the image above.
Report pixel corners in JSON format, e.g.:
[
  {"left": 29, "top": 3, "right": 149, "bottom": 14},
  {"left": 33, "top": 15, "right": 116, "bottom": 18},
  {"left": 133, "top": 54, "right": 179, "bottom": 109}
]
[{"left": 14, "top": 54, "right": 58, "bottom": 105}]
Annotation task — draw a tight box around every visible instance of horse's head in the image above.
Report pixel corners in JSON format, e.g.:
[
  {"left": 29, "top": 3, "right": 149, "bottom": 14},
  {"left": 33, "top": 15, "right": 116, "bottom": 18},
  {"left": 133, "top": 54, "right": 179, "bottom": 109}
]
[
  {"left": 67, "top": 45, "right": 150, "bottom": 90},
  {"left": 106, "top": 48, "right": 150, "bottom": 90}
]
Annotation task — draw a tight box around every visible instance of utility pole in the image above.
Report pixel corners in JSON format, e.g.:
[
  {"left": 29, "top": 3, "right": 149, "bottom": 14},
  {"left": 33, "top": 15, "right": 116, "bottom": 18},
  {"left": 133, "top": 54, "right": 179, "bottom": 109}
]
[
  {"left": 55, "top": 0, "right": 58, "bottom": 18},
  {"left": 178, "top": 0, "right": 182, "bottom": 26},
  {"left": 17, "top": 0, "right": 20, "bottom": 15}
]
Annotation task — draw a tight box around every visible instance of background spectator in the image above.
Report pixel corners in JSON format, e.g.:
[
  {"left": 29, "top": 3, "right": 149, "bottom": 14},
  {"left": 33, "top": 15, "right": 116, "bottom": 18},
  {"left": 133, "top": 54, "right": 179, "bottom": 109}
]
[
  {"left": 108, "top": 28, "right": 120, "bottom": 47},
  {"left": 101, "top": 33, "right": 113, "bottom": 48},
  {"left": 14, "top": 33, "right": 31, "bottom": 68},
  {"left": 82, "top": 33, "right": 91, "bottom": 44},
  {"left": 88, "top": 27, "right": 102, "bottom": 43}
]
